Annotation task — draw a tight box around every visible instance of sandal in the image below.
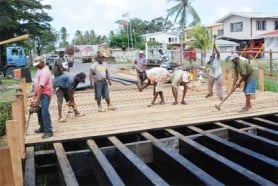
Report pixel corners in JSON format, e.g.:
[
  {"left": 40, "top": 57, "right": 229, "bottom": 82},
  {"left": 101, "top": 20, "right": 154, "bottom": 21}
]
[
  {"left": 172, "top": 101, "right": 178, "bottom": 105},
  {"left": 75, "top": 113, "right": 85, "bottom": 117},
  {"left": 238, "top": 107, "right": 248, "bottom": 113},
  {"left": 59, "top": 118, "right": 66, "bottom": 123},
  {"left": 181, "top": 101, "right": 187, "bottom": 105},
  {"left": 147, "top": 103, "right": 154, "bottom": 107}
]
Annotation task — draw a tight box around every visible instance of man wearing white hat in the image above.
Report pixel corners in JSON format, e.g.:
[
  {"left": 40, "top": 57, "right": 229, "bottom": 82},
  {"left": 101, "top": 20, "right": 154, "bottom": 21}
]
[
  {"left": 133, "top": 50, "right": 147, "bottom": 86},
  {"left": 32, "top": 56, "right": 53, "bottom": 138},
  {"left": 230, "top": 53, "right": 257, "bottom": 112}
]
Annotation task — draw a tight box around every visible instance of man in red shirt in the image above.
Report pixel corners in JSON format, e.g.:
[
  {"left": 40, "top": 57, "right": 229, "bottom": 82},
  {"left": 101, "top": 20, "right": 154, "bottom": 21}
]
[{"left": 32, "top": 56, "right": 53, "bottom": 139}]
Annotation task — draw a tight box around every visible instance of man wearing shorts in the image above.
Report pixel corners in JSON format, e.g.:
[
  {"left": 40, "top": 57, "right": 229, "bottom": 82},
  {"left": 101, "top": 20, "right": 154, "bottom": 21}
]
[
  {"left": 53, "top": 72, "right": 86, "bottom": 122},
  {"left": 171, "top": 68, "right": 189, "bottom": 105},
  {"left": 139, "top": 67, "right": 171, "bottom": 107},
  {"left": 230, "top": 53, "right": 257, "bottom": 112},
  {"left": 89, "top": 52, "right": 116, "bottom": 112}
]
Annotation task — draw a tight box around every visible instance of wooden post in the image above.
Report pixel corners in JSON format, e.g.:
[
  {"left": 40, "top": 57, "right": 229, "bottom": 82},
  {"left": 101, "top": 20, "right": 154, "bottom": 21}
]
[
  {"left": 6, "top": 120, "right": 23, "bottom": 186},
  {"left": 269, "top": 49, "right": 272, "bottom": 76},
  {"left": 12, "top": 93, "right": 25, "bottom": 159},
  {"left": 259, "top": 68, "right": 264, "bottom": 92},
  {"left": 226, "top": 69, "right": 232, "bottom": 93},
  {"left": 20, "top": 78, "right": 28, "bottom": 115},
  {"left": 0, "top": 147, "right": 15, "bottom": 186}
]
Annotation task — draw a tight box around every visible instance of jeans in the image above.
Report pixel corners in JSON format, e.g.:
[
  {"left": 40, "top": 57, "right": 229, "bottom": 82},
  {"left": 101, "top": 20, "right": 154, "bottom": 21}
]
[{"left": 37, "top": 94, "right": 52, "bottom": 134}]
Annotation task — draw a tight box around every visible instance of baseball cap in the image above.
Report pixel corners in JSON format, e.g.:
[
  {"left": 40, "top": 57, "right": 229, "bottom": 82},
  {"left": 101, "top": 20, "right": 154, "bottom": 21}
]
[
  {"left": 139, "top": 51, "right": 144, "bottom": 54},
  {"left": 230, "top": 53, "right": 239, "bottom": 60},
  {"left": 33, "top": 56, "right": 44, "bottom": 66},
  {"left": 77, "top": 72, "right": 86, "bottom": 83}
]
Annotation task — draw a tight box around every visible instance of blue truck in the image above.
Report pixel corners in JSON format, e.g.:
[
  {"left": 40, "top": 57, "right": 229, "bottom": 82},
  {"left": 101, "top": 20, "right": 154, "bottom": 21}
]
[{"left": 0, "top": 35, "right": 28, "bottom": 77}]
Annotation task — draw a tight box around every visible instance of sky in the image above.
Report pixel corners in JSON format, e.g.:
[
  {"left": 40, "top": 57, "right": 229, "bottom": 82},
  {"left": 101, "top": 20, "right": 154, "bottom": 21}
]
[{"left": 42, "top": 0, "right": 277, "bottom": 41}]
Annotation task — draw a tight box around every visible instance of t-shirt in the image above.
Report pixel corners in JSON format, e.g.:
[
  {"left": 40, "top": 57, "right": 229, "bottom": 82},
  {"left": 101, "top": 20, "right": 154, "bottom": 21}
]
[
  {"left": 90, "top": 62, "right": 108, "bottom": 82},
  {"left": 146, "top": 67, "right": 170, "bottom": 82},
  {"left": 34, "top": 66, "right": 53, "bottom": 97},
  {"left": 234, "top": 60, "right": 256, "bottom": 81},
  {"left": 134, "top": 57, "right": 147, "bottom": 71},
  {"left": 209, "top": 57, "right": 222, "bottom": 78},
  {"left": 53, "top": 74, "right": 77, "bottom": 89},
  {"left": 171, "top": 70, "right": 189, "bottom": 88}
]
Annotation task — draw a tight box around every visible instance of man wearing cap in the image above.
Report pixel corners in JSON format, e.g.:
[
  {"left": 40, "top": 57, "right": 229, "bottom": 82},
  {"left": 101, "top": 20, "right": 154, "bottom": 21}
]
[
  {"left": 53, "top": 72, "right": 86, "bottom": 122},
  {"left": 89, "top": 52, "right": 116, "bottom": 112},
  {"left": 230, "top": 53, "right": 257, "bottom": 112},
  {"left": 139, "top": 67, "right": 171, "bottom": 107},
  {"left": 133, "top": 51, "right": 147, "bottom": 86},
  {"left": 32, "top": 56, "right": 53, "bottom": 139},
  {"left": 171, "top": 68, "right": 190, "bottom": 105}
]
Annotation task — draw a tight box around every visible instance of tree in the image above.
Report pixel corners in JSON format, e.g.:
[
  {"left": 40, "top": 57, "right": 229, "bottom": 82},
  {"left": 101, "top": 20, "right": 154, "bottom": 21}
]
[
  {"left": 0, "top": 0, "right": 53, "bottom": 41},
  {"left": 59, "top": 27, "right": 69, "bottom": 48},
  {"left": 33, "top": 28, "right": 58, "bottom": 55},
  {"left": 166, "top": 0, "right": 200, "bottom": 30},
  {"left": 166, "top": 0, "right": 200, "bottom": 62},
  {"left": 187, "top": 25, "right": 211, "bottom": 65}
]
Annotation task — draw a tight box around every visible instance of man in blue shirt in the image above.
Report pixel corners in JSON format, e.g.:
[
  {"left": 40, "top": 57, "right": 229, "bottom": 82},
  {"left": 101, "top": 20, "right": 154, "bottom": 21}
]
[{"left": 53, "top": 72, "right": 86, "bottom": 122}]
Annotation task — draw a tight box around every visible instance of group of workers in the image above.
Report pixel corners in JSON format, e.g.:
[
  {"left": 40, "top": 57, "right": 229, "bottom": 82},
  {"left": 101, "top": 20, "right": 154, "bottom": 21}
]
[{"left": 31, "top": 48, "right": 257, "bottom": 139}]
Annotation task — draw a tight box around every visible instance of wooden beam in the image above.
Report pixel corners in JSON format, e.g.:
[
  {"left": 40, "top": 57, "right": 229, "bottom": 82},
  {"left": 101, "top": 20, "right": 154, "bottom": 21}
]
[
  {"left": 87, "top": 139, "right": 125, "bottom": 186},
  {"left": 12, "top": 93, "right": 25, "bottom": 158},
  {"left": 258, "top": 68, "right": 264, "bottom": 92},
  {"left": 141, "top": 132, "right": 224, "bottom": 186},
  {"left": 108, "top": 136, "right": 168, "bottom": 186},
  {"left": 166, "top": 128, "right": 275, "bottom": 186},
  {"left": 0, "top": 147, "right": 15, "bottom": 186},
  {"left": 24, "top": 147, "right": 35, "bottom": 186},
  {"left": 6, "top": 120, "right": 23, "bottom": 186},
  {"left": 53, "top": 143, "right": 78, "bottom": 186}
]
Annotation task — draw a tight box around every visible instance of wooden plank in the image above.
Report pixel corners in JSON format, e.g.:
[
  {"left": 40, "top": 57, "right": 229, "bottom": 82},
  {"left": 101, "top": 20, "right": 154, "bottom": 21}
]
[
  {"left": 166, "top": 129, "right": 276, "bottom": 186},
  {"left": 6, "top": 120, "right": 23, "bottom": 186},
  {"left": 141, "top": 132, "right": 224, "bottom": 186},
  {"left": 53, "top": 143, "right": 78, "bottom": 186},
  {"left": 24, "top": 147, "right": 35, "bottom": 186},
  {"left": 0, "top": 147, "right": 15, "bottom": 186},
  {"left": 12, "top": 93, "right": 25, "bottom": 158},
  {"left": 87, "top": 139, "right": 125, "bottom": 186},
  {"left": 108, "top": 136, "right": 168, "bottom": 186}
]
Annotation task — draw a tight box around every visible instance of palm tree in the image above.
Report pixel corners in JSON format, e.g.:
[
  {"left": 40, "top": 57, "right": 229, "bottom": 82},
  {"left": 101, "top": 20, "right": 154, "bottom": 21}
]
[
  {"left": 187, "top": 25, "right": 211, "bottom": 65},
  {"left": 166, "top": 0, "right": 200, "bottom": 62},
  {"left": 166, "top": 0, "right": 200, "bottom": 30}
]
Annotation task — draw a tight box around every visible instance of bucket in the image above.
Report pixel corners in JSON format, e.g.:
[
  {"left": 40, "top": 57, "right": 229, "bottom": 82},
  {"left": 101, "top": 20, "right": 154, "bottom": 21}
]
[{"left": 13, "top": 69, "right": 21, "bottom": 79}]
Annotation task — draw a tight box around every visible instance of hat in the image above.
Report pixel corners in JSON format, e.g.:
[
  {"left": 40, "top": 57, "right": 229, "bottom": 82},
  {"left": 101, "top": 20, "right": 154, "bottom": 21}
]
[
  {"left": 97, "top": 51, "right": 105, "bottom": 58},
  {"left": 76, "top": 72, "right": 86, "bottom": 83},
  {"left": 230, "top": 53, "right": 239, "bottom": 60},
  {"left": 33, "top": 56, "right": 44, "bottom": 66},
  {"left": 139, "top": 51, "right": 144, "bottom": 54}
]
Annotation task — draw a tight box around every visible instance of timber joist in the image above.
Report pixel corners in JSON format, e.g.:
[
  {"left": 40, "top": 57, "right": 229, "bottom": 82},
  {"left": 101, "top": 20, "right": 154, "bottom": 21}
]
[{"left": 24, "top": 113, "right": 277, "bottom": 185}]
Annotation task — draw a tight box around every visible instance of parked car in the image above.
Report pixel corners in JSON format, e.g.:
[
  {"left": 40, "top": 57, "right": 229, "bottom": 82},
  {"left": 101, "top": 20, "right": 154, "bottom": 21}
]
[{"left": 45, "top": 54, "right": 58, "bottom": 70}]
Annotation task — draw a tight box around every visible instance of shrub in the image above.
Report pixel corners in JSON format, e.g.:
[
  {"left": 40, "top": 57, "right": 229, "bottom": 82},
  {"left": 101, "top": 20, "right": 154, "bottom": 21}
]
[{"left": 0, "top": 102, "right": 12, "bottom": 136}]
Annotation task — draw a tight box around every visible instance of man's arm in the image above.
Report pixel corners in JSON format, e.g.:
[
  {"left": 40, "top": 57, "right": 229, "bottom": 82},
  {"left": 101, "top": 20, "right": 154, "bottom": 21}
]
[
  {"left": 89, "top": 68, "right": 94, "bottom": 88},
  {"left": 106, "top": 69, "right": 112, "bottom": 86},
  {"left": 214, "top": 44, "right": 220, "bottom": 59}
]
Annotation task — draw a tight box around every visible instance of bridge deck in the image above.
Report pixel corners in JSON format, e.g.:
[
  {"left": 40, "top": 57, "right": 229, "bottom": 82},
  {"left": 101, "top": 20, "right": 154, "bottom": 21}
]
[{"left": 25, "top": 80, "right": 278, "bottom": 145}]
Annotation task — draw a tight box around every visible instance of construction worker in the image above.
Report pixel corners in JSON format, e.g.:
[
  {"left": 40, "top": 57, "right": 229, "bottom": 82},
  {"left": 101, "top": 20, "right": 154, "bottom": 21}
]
[
  {"left": 89, "top": 52, "right": 116, "bottom": 112},
  {"left": 53, "top": 72, "right": 86, "bottom": 122},
  {"left": 139, "top": 67, "right": 171, "bottom": 107},
  {"left": 133, "top": 50, "right": 147, "bottom": 86},
  {"left": 230, "top": 53, "right": 257, "bottom": 112},
  {"left": 32, "top": 56, "right": 53, "bottom": 139},
  {"left": 171, "top": 68, "right": 190, "bottom": 105}
]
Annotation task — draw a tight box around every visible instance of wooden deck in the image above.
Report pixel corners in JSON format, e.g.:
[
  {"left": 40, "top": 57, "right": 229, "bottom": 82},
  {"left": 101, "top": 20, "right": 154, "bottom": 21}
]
[{"left": 25, "top": 79, "right": 278, "bottom": 145}]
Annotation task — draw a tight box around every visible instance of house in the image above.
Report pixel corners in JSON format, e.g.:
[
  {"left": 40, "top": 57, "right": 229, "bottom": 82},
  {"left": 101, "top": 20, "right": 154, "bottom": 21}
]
[
  {"left": 141, "top": 32, "right": 180, "bottom": 49},
  {"left": 216, "top": 12, "right": 278, "bottom": 58},
  {"left": 257, "top": 30, "right": 278, "bottom": 58},
  {"left": 184, "top": 23, "right": 224, "bottom": 40}
]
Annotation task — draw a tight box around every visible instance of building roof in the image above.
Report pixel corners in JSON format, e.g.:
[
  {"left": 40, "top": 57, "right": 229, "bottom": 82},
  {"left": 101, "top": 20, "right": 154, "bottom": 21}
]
[
  {"left": 216, "top": 12, "right": 278, "bottom": 22},
  {"left": 216, "top": 39, "right": 239, "bottom": 46},
  {"left": 256, "top": 30, "right": 278, "bottom": 38},
  {"left": 141, "top": 31, "right": 179, "bottom": 37}
]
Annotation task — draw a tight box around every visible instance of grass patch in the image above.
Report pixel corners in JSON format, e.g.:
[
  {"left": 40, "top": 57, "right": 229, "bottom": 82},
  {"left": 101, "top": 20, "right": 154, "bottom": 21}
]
[{"left": 264, "top": 78, "right": 278, "bottom": 92}]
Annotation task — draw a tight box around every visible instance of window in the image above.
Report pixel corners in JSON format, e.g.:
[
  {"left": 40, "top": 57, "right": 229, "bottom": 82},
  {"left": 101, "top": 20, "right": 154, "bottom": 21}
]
[
  {"left": 256, "top": 20, "right": 266, "bottom": 30},
  {"left": 231, "top": 22, "right": 243, "bottom": 32},
  {"left": 217, "top": 29, "right": 224, "bottom": 36},
  {"left": 275, "top": 20, "right": 278, "bottom": 30}
]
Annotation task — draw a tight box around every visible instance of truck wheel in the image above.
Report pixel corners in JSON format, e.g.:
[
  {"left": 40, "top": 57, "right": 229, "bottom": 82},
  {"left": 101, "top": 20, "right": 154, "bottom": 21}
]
[{"left": 5, "top": 66, "right": 16, "bottom": 78}]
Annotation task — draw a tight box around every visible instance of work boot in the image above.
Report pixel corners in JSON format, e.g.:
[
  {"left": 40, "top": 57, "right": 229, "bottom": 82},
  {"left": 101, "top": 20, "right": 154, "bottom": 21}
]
[
  {"left": 34, "top": 128, "right": 44, "bottom": 133},
  {"left": 41, "top": 132, "right": 53, "bottom": 139}
]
